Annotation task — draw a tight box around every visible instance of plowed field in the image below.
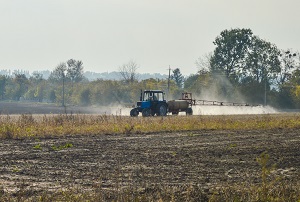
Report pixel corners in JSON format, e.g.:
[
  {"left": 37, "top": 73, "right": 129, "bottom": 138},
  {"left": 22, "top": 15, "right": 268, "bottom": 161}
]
[{"left": 0, "top": 128, "right": 299, "bottom": 194}]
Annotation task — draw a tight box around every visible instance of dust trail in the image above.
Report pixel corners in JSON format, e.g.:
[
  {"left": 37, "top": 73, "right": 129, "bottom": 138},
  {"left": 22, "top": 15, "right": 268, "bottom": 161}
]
[
  {"left": 109, "top": 107, "right": 131, "bottom": 116},
  {"left": 107, "top": 105, "right": 278, "bottom": 116},
  {"left": 70, "top": 106, "right": 132, "bottom": 116},
  {"left": 193, "top": 105, "right": 278, "bottom": 115}
]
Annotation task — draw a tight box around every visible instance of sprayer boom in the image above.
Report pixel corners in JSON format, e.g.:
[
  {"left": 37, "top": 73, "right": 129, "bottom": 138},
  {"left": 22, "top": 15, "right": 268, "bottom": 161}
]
[
  {"left": 195, "top": 100, "right": 251, "bottom": 106},
  {"left": 181, "top": 92, "right": 259, "bottom": 107}
]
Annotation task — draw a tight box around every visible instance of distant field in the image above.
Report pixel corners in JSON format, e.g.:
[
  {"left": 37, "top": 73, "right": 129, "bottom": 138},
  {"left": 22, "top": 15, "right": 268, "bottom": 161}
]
[{"left": 0, "top": 101, "right": 110, "bottom": 115}]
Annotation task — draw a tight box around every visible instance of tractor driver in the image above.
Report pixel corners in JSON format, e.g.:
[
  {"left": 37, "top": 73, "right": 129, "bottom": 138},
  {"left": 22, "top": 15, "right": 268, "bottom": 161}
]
[{"left": 148, "top": 95, "right": 157, "bottom": 101}]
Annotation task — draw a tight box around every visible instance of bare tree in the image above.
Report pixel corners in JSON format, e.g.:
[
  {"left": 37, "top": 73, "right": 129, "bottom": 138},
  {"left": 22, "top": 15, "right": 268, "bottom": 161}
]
[
  {"left": 195, "top": 53, "right": 212, "bottom": 73},
  {"left": 119, "top": 60, "right": 139, "bottom": 83}
]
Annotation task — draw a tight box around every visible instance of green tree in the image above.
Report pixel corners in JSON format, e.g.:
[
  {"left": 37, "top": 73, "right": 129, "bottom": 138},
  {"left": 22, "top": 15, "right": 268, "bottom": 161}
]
[
  {"left": 49, "top": 63, "right": 67, "bottom": 82},
  {"left": 34, "top": 81, "right": 47, "bottom": 102},
  {"left": 26, "top": 72, "right": 46, "bottom": 102},
  {"left": 30, "top": 72, "right": 44, "bottom": 84},
  {"left": 245, "top": 36, "right": 281, "bottom": 83},
  {"left": 171, "top": 68, "right": 184, "bottom": 88},
  {"left": 67, "top": 59, "right": 84, "bottom": 84},
  {"left": 210, "top": 28, "right": 282, "bottom": 104},
  {"left": 49, "top": 63, "right": 68, "bottom": 106},
  {"left": 276, "top": 50, "right": 298, "bottom": 86},
  {"left": 209, "top": 28, "right": 254, "bottom": 100},
  {"left": 48, "top": 89, "right": 56, "bottom": 103},
  {"left": 285, "top": 69, "right": 300, "bottom": 108},
  {"left": 13, "top": 74, "right": 29, "bottom": 100},
  {"left": 184, "top": 70, "right": 213, "bottom": 96},
  {"left": 0, "top": 75, "right": 9, "bottom": 100},
  {"left": 49, "top": 59, "right": 84, "bottom": 84},
  {"left": 210, "top": 28, "right": 253, "bottom": 78},
  {"left": 243, "top": 36, "right": 280, "bottom": 104},
  {"left": 79, "top": 88, "right": 91, "bottom": 106}
]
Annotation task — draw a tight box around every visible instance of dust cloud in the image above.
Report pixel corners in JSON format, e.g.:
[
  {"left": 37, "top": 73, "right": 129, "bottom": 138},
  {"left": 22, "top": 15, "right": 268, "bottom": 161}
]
[
  {"left": 192, "top": 105, "right": 278, "bottom": 115},
  {"left": 109, "top": 107, "right": 132, "bottom": 116},
  {"left": 104, "top": 105, "right": 278, "bottom": 116},
  {"left": 70, "top": 105, "right": 132, "bottom": 116},
  {"left": 185, "top": 74, "right": 279, "bottom": 115}
]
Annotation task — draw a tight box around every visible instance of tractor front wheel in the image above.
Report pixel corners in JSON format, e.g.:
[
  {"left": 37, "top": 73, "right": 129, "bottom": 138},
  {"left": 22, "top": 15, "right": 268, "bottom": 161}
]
[
  {"left": 142, "top": 108, "right": 151, "bottom": 117},
  {"left": 130, "top": 108, "right": 139, "bottom": 117}
]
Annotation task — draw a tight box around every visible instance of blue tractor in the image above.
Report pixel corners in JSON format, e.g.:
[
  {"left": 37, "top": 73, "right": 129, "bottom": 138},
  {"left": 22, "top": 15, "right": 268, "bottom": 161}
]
[{"left": 130, "top": 90, "right": 168, "bottom": 117}]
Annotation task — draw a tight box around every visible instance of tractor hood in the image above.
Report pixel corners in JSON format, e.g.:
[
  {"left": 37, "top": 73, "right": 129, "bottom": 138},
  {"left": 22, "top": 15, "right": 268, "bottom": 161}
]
[{"left": 140, "top": 101, "right": 151, "bottom": 109}]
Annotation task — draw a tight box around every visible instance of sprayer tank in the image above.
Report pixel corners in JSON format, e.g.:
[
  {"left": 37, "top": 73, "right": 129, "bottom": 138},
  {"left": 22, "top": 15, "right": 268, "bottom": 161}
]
[{"left": 167, "top": 100, "right": 189, "bottom": 111}]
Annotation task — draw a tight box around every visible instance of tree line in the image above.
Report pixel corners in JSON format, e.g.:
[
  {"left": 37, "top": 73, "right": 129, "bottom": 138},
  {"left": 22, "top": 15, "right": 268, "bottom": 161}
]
[
  {"left": 0, "top": 58, "right": 179, "bottom": 106},
  {"left": 188, "top": 28, "right": 300, "bottom": 108},
  {"left": 1, "top": 28, "right": 300, "bottom": 108}
]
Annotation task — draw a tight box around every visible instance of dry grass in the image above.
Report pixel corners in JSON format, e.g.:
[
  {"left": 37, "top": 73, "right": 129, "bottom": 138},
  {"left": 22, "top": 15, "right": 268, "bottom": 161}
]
[{"left": 1, "top": 113, "right": 300, "bottom": 139}]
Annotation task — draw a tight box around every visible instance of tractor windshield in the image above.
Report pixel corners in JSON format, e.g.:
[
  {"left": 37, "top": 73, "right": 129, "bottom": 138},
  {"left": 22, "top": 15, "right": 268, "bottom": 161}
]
[{"left": 143, "top": 91, "right": 164, "bottom": 101}]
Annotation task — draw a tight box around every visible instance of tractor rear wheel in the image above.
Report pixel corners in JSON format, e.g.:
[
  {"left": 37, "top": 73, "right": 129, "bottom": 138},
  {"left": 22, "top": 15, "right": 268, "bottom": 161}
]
[
  {"left": 142, "top": 108, "right": 151, "bottom": 117},
  {"left": 130, "top": 108, "right": 139, "bottom": 117},
  {"left": 156, "top": 103, "right": 167, "bottom": 116}
]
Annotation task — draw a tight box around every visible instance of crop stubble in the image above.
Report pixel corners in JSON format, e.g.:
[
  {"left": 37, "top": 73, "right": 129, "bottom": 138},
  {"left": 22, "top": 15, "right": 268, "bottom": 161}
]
[{"left": 0, "top": 123, "right": 299, "bottom": 195}]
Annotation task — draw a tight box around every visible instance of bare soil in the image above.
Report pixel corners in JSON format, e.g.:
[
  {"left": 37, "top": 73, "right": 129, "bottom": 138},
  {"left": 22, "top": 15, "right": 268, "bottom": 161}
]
[
  {"left": 0, "top": 101, "right": 108, "bottom": 115},
  {"left": 0, "top": 127, "right": 299, "bottom": 195}
]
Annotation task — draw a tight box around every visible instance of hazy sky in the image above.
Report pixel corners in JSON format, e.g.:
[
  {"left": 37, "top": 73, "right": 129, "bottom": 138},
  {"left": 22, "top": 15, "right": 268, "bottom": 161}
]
[{"left": 1, "top": 0, "right": 299, "bottom": 76}]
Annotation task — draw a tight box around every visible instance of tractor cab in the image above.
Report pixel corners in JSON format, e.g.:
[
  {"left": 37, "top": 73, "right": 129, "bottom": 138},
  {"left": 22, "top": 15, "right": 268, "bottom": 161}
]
[
  {"left": 130, "top": 90, "right": 168, "bottom": 117},
  {"left": 141, "top": 90, "right": 164, "bottom": 101}
]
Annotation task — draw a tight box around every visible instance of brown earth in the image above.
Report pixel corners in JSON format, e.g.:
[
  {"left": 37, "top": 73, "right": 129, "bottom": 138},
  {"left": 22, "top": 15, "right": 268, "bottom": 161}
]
[
  {"left": 0, "top": 127, "right": 299, "bottom": 195},
  {"left": 0, "top": 101, "right": 110, "bottom": 115}
]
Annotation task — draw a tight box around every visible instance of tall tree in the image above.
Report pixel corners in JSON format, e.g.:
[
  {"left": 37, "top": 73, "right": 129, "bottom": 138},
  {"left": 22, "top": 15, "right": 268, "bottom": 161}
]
[
  {"left": 244, "top": 36, "right": 281, "bottom": 84},
  {"left": 67, "top": 59, "right": 84, "bottom": 83},
  {"left": 210, "top": 28, "right": 253, "bottom": 78},
  {"left": 49, "top": 59, "right": 84, "bottom": 83},
  {"left": 209, "top": 28, "right": 283, "bottom": 104},
  {"left": 0, "top": 75, "right": 9, "bottom": 100},
  {"left": 13, "top": 74, "right": 29, "bottom": 100},
  {"left": 171, "top": 68, "right": 184, "bottom": 88},
  {"left": 30, "top": 72, "right": 44, "bottom": 84},
  {"left": 276, "top": 50, "right": 298, "bottom": 86},
  {"left": 49, "top": 62, "right": 67, "bottom": 82},
  {"left": 49, "top": 62, "right": 68, "bottom": 106}
]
